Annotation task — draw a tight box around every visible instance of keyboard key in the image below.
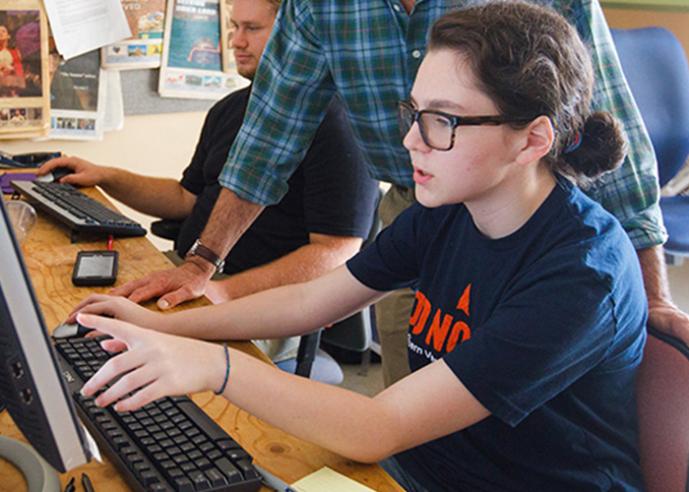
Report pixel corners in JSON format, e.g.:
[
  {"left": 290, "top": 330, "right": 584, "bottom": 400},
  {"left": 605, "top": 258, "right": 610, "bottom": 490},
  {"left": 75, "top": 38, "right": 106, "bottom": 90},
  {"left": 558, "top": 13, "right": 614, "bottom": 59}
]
[
  {"left": 173, "top": 477, "right": 194, "bottom": 492},
  {"left": 189, "top": 470, "right": 211, "bottom": 490},
  {"left": 206, "top": 467, "right": 228, "bottom": 487},
  {"left": 214, "top": 458, "right": 243, "bottom": 484}
]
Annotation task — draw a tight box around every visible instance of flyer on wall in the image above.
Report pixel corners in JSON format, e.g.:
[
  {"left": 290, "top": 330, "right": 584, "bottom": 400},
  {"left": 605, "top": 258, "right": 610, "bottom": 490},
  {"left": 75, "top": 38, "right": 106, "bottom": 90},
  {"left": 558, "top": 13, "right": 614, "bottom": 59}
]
[
  {"left": 0, "top": 0, "right": 50, "bottom": 139},
  {"left": 102, "top": 0, "right": 166, "bottom": 70},
  {"left": 49, "top": 48, "right": 106, "bottom": 140},
  {"left": 219, "top": 0, "right": 235, "bottom": 73},
  {"left": 158, "top": 0, "right": 246, "bottom": 100},
  {"left": 42, "top": 0, "right": 130, "bottom": 60}
]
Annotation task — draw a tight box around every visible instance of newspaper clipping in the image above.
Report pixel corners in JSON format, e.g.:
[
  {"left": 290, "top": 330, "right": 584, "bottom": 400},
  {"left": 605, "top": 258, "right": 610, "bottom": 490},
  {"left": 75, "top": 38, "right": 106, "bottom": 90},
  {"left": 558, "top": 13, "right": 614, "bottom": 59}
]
[
  {"left": 0, "top": 0, "right": 49, "bottom": 139},
  {"left": 158, "top": 0, "right": 246, "bottom": 100},
  {"left": 102, "top": 0, "right": 166, "bottom": 70},
  {"left": 49, "top": 48, "right": 106, "bottom": 140}
]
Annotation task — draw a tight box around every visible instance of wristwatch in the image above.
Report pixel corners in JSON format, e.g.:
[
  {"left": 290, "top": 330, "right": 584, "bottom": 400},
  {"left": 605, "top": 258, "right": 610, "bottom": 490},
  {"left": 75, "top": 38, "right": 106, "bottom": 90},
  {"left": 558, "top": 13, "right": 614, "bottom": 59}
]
[{"left": 187, "top": 239, "right": 225, "bottom": 273}]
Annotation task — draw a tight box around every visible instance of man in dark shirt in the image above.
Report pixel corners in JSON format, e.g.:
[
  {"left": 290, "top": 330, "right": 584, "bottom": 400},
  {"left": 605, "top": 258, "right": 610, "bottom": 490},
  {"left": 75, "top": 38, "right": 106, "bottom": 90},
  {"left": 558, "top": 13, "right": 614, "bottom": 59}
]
[{"left": 39, "top": 0, "right": 379, "bottom": 351}]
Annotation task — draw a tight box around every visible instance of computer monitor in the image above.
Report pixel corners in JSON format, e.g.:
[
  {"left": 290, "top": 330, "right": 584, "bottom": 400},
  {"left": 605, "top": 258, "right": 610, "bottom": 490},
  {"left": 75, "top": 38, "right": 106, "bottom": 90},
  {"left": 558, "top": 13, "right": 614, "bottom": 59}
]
[{"left": 0, "top": 198, "right": 91, "bottom": 472}]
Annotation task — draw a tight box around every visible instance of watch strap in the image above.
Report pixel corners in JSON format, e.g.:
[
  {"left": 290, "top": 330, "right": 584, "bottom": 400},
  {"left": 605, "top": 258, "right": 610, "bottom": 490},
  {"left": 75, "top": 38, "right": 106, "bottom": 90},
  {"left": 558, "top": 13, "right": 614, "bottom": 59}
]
[{"left": 188, "top": 240, "right": 224, "bottom": 272}]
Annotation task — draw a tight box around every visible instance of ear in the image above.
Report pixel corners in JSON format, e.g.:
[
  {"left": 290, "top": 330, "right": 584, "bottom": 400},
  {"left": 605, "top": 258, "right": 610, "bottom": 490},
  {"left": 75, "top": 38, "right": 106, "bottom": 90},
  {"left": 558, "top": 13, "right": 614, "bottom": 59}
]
[{"left": 514, "top": 116, "right": 554, "bottom": 165}]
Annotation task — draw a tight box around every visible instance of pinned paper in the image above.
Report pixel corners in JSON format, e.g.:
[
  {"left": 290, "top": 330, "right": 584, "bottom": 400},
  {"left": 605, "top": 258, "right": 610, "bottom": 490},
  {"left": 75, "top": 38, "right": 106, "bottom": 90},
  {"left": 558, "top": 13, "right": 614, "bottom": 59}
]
[{"left": 43, "top": 0, "right": 131, "bottom": 60}]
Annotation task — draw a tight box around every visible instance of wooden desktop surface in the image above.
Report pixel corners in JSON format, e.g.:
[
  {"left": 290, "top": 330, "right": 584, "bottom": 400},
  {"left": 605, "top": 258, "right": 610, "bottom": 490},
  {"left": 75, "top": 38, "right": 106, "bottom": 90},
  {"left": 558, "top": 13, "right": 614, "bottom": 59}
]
[{"left": 0, "top": 184, "right": 402, "bottom": 491}]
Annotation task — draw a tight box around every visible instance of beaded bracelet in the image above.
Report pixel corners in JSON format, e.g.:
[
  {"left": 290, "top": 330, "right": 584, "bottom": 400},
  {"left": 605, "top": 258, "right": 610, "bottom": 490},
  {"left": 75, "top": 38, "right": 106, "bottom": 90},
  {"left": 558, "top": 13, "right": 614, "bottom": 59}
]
[{"left": 214, "top": 343, "right": 230, "bottom": 395}]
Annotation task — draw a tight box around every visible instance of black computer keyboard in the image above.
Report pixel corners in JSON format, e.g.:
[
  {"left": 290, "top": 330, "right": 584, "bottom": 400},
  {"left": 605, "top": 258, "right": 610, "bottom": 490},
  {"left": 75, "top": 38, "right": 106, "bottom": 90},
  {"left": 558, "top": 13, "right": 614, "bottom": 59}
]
[
  {"left": 12, "top": 181, "right": 146, "bottom": 237},
  {"left": 54, "top": 336, "right": 262, "bottom": 492}
]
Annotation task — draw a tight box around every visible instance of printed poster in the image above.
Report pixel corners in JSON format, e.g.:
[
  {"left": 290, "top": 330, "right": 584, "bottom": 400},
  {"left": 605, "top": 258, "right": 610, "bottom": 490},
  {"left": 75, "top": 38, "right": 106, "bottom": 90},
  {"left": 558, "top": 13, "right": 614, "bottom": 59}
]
[
  {"left": 219, "top": 0, "right": 236, "bottom": 74},
  {"left": 0, "top": 1, "right": 50, "bottom": 139},
  {"left": 158, "top": 0, "right": 246, "bottom": 100},
  {"left": 102, "top": 0, "right": 166, "bottom": 70},
  {"left": 49, "top": 49, "right": 106, "bottom": 140}
]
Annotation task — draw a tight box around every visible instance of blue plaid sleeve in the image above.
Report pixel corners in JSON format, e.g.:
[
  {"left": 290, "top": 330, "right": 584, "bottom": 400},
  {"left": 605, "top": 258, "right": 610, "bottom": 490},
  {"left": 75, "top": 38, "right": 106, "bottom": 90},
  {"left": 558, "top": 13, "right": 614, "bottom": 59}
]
[{"left": 219, "top": 0, "right": 336, "bottom": 206}]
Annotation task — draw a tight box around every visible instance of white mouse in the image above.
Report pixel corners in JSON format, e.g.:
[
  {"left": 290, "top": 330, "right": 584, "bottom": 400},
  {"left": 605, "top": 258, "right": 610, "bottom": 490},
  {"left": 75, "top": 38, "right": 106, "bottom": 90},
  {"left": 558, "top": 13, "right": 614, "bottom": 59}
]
[
  {"left": 35, "top": 172, "right": 55, "bottom": 183},
  {"left": 52, "top": 322, "right": 92, "bottom": 339}
]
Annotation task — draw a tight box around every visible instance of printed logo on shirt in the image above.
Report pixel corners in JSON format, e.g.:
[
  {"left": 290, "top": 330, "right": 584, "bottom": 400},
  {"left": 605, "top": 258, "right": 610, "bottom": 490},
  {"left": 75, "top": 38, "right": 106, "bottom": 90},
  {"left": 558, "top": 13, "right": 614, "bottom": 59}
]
[{"left": 408, "top": 284, "right": 472, "bottom": 357}]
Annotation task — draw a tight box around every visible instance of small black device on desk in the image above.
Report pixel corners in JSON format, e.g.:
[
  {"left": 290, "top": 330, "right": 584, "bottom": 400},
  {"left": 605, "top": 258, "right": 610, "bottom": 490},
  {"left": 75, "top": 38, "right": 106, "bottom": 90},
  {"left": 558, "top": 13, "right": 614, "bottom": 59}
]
[
  {"left": 72, "top": 250, "right": 119, "bottom": 286},
  {"left": 0, "top": 151, "right": 61, "bottom": 169},
  {"left": 10, "top": 180, "right": 146, "bottom": 239}
]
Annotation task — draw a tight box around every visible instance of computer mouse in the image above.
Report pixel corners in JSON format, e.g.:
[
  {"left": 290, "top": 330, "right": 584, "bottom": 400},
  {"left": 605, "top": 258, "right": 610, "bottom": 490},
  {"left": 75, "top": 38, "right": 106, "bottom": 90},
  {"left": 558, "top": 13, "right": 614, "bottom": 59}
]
[
  {"left": 36, "top": 167, "right": 74, "bottom": 184},
  {"left": 51, "top": 167, "right": 75, "bottom": 181},
  {"left": 35, "top": 172, "right": 55, "bottom": 183},
  {"left": 52, "top": 322, "right": 93, "bottom": 339}
]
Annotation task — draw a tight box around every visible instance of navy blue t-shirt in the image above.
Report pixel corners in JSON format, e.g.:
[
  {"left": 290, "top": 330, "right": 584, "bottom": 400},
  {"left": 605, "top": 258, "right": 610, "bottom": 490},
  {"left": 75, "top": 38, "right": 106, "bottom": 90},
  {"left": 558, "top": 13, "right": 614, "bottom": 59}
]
[
  {"left": 348, "top": 178, "right": 646, "bottom": 491},
  {"left": 177, "top": 87, "right": 379, "bottom": 274}
]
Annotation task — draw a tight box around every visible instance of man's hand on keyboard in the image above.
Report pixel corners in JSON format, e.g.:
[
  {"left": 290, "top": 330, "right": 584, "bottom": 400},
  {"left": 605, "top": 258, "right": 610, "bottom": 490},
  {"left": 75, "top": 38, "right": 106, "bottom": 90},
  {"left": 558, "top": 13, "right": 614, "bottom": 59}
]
[
  {"left": 110, "top": 258, "right": 215, "bottom": 309},
  {"left": 78, "top": 313, "right": 224, "bottom": 412}
]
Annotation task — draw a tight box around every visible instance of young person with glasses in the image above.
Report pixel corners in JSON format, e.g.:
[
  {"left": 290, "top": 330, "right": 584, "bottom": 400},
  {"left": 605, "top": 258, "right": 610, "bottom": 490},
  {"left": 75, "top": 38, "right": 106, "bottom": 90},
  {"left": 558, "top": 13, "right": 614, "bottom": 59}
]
[
  {"left": 75, "top": 3, "right": 646, "bottom": 490},
  {"left": 106, "top": 0, "right": 687, "bottom": 389}
]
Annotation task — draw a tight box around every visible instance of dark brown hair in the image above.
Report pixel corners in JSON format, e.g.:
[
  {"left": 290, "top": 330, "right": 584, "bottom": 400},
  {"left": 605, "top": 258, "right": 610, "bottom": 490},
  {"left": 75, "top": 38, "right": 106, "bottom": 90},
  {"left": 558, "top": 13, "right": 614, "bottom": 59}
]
[{"left": 429, "top": 1, "right": 627, "bottom": 182}]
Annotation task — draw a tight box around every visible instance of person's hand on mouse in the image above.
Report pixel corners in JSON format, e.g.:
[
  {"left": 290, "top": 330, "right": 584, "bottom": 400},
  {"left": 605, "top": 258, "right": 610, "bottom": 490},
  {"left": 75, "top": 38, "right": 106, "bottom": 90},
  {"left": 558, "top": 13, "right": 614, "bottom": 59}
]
[
  {"left": 67, "top": 294, "right": 164, "bottom": 332},
  {"left": 38, "top": 156, "right": 112, "bottom": 187}
]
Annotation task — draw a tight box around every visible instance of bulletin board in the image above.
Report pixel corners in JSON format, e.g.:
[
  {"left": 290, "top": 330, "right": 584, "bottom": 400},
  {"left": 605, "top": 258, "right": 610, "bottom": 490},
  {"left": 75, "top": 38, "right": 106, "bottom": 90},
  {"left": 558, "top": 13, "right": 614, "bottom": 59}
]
[{"left": 120, "top": 69, "right": 215, "bottom": 115}]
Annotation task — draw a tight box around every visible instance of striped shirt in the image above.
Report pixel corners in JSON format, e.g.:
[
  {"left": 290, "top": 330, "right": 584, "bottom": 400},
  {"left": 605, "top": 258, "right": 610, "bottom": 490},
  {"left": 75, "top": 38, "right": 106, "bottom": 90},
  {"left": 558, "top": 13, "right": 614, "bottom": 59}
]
[{"left": 220, "top": 0, "right": 666, "bottom": 249}]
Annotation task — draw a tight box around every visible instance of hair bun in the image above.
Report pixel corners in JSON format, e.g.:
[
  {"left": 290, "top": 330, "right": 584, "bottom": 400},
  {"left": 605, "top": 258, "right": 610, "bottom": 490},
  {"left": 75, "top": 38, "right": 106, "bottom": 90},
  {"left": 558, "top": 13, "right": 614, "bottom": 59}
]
[{"left": 563, "top": 112, "right": 628, "bottom": 179}]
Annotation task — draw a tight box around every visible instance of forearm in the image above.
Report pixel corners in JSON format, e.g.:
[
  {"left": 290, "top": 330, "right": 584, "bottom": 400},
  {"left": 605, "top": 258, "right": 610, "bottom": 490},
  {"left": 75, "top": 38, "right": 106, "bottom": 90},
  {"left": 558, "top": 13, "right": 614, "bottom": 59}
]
[
  {"left": 637, "top": 245, "right": 673, "bottom": 307},
  {"left": 220, "top": 346, "right": 402, "bottom": 462},
  {"left": 99, "top": 168, "right": 194, "bottom": 219},
  {"left": 164, "top": 266, "right": 383, "bottom": 341},
  {"left": 207, "top": 237, "right": 362, "bottom": 302},
  {"left": 199, "top": 188, "right": 263, "bottom": 260}
]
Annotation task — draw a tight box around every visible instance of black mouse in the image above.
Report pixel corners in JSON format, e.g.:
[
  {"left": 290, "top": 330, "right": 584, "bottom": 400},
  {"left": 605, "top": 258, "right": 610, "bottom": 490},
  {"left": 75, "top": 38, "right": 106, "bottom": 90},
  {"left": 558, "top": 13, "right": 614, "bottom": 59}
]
[{"left": 51, "top": 167, "right": 75, "bottom": 181}]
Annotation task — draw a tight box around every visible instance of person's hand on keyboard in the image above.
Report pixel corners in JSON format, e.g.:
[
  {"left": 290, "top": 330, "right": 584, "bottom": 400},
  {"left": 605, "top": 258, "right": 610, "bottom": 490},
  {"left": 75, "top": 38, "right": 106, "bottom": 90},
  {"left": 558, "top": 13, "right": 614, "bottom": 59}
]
[
  {"left": 78, "top": 313, "right": 225, "bottom": 412},
  {"left": 110, "top": 259, "right": 215, "bottom": 309},
  {"left": 38, "top": 156, "right": 111, "bottom": 187},
  {"left": 67, "top": 293, "right": 164, "bottom": 332}
]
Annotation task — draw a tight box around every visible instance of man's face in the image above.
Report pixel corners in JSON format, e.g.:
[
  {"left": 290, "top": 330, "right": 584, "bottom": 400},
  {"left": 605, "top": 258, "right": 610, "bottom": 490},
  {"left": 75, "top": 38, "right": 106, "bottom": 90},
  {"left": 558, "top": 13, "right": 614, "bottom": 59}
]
[{"left": 229, "top": 0, "right": 277, "bottom": 80}]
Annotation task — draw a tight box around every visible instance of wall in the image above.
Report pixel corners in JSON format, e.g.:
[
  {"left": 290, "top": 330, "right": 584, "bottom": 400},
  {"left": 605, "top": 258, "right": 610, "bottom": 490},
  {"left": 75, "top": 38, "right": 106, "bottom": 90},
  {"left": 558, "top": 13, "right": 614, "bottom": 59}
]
[
  {"left": 1, "top": 111, "right": 207, "bottom": 249},
  {"left": 603, "top": 5, "right": 689, "bottom": 56}
]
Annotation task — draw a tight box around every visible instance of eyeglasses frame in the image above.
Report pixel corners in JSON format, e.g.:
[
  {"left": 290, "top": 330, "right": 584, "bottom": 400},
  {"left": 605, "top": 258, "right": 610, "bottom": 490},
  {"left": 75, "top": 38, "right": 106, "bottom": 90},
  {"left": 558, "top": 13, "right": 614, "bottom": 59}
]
[{"left": 398, "top": 100, "right": 533, "bottom": 151}]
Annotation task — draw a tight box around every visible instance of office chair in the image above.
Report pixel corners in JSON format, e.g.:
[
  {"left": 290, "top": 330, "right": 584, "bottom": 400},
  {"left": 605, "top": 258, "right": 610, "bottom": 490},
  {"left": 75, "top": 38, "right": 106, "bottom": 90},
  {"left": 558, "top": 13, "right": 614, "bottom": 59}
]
[
  {"left": 636, "top": 327, "right": 689, "bottom": 492},
  {"left": 150, "top": 219, "right": 183, "bottom": 241},
  {"left": 611, "top": 27, "right": 689, "bottom": 261}
]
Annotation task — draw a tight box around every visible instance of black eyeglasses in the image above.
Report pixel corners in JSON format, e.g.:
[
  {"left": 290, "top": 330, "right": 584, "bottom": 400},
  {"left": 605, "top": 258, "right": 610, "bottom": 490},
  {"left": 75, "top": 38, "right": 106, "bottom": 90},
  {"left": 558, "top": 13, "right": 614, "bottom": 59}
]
[{"left": 398, "top": 100, "right": 532, "bottom": 151}]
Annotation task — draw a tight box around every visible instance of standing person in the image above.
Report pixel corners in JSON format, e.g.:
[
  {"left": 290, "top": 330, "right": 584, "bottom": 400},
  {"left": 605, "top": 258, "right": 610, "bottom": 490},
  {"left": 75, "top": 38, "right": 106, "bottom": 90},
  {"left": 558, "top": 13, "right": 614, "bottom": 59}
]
[
  {"left": 77, "top": 3, "right": 646, "bottom": 489},
  {"left": 110, "top": 0, "right": 689, "bottom": 386},
  {"left": 40, "top": 0, "right": 379, "bottom": 360}
]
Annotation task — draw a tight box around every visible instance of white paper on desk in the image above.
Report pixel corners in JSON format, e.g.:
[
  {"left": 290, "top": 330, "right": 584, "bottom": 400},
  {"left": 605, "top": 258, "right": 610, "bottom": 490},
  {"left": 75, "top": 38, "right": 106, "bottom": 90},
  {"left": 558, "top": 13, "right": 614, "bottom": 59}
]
[
  {"left": 103, "top": 69, "right": 124, "bottom": 132},
  {"left": 43, "top": 0, "right": 131, "bottom": 60},
  {"left": 291, "top": 467, "right": 375, "bottom": 492}
]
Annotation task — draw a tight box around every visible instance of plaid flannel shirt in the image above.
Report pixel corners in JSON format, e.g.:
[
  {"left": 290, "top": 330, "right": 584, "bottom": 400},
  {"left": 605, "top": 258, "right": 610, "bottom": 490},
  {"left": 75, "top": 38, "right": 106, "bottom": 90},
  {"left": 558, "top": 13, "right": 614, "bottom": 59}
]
[{"left": 220, "top": 0, "right": 666, "bottom": 249}]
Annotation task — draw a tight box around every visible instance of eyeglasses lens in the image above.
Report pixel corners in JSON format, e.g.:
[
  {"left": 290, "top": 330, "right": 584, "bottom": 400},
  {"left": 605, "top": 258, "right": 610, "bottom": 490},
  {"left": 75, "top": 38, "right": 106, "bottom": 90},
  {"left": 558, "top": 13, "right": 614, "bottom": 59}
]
[{"left": 398, "top": 103, "right": 452, "bottom": 150}]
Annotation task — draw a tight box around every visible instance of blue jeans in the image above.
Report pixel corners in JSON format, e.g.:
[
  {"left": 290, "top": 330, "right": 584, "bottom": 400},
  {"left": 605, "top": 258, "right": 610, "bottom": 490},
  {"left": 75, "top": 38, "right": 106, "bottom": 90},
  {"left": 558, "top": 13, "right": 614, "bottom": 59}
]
[{"left": 380, "top": 456, "right": 429, "bottom": 492}]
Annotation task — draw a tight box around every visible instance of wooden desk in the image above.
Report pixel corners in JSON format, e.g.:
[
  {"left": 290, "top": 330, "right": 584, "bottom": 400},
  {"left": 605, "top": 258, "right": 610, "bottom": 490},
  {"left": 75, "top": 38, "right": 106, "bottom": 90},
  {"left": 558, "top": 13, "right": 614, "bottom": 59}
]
[{"left": 0, "top": 185, "right": 402, "bottom": 491}]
